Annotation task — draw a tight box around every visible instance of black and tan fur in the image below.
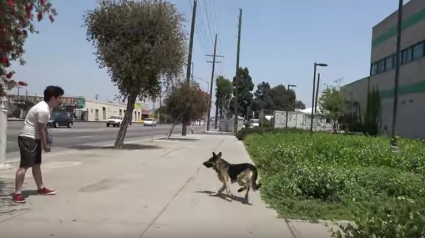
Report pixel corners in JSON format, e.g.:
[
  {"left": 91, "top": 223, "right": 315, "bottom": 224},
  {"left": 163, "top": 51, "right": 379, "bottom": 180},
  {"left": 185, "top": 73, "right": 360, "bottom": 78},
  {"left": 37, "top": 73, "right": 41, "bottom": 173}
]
[{"left": 203, "top": 152, "right": 261, "bottom": 203}]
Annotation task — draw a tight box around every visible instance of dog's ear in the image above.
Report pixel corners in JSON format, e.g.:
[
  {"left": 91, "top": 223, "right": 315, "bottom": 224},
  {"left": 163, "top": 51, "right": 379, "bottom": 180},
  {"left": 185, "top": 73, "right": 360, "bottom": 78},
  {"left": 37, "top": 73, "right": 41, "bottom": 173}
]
[
  {"left": 212, "top": 152, "right": 216, "bottom": 157},
  {"left": 217, "top": 152, "right": 222, "bottom": 158}
]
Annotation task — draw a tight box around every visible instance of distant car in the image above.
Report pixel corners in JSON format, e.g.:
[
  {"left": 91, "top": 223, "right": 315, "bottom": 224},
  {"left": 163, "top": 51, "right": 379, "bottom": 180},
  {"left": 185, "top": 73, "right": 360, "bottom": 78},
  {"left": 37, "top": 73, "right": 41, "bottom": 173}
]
[
  {"left": 106, "top": 116, "right": 123, "bottom": 127},
  {"left": 250, "top": 119, "right": 260, "bottom": 128},
  {"left": 143, "top": 118, "right": 157, "bottom": 127},
  {"left": 48, "top": 112, "right": 73, "bottom": 128}
]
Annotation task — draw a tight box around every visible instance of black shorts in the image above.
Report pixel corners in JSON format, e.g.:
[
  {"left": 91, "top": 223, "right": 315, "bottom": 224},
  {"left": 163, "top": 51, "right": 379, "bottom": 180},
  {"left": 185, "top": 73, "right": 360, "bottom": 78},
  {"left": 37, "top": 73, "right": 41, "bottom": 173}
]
[{"left": 18, "top": 136, "right": 42, "bottom": 168}]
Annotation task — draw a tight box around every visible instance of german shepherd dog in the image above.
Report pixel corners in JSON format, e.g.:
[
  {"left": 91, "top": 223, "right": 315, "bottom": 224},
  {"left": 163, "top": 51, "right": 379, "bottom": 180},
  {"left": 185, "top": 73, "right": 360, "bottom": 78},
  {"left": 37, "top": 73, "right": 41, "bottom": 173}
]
[{"left": 203, "top": 152, "right": 261, "bottom": 203}]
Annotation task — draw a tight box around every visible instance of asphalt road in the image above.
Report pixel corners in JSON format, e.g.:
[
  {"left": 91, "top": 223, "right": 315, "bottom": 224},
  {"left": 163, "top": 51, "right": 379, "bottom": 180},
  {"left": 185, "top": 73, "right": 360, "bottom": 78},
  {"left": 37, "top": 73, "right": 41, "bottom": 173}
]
[{"left": 6, "top": 121, "right": 203, "bottom": 156}]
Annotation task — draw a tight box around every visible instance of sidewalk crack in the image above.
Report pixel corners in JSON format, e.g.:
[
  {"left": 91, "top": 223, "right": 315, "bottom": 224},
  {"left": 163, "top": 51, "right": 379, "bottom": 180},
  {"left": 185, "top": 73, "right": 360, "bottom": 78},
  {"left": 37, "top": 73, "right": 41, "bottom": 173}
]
[{"left": 138, "top": 166, "right": 202, "bottom": 238}]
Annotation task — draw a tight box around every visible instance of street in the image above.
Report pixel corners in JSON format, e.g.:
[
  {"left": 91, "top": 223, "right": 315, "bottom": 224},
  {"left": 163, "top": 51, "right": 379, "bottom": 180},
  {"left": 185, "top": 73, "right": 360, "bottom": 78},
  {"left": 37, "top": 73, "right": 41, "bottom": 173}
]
[{"left": 6, "top": 121, "right": 201, "bottom": 157}]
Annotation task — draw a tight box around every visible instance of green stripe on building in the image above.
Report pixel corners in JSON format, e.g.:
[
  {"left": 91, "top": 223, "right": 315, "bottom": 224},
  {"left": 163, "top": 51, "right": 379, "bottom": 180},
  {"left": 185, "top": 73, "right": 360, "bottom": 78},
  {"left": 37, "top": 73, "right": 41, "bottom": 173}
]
[
  {"left": 380, "top": 81, "right": 425, "bottom": 98},
  {"left": 372, "top": 7, "right": 425, "bottom": 49}
]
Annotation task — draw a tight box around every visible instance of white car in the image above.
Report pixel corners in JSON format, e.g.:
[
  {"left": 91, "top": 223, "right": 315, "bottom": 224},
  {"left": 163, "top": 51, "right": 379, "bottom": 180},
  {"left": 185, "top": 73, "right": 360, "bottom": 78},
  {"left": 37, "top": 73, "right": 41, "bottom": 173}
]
[
  {"left": 143, "top": 118, "right": 157, "bottom": 127},
  {"left": 250, "top": 119, "right": 260, "bottom": 128},
  {"left": 106, "top": 116, "right": 123, "bottom": 127}
]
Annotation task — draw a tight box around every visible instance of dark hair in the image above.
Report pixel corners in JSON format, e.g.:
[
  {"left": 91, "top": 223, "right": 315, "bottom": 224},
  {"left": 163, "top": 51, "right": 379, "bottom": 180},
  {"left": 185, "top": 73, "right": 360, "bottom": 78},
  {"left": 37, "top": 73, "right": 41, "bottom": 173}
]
[{"left": 44, "top": 86, "right": 64, "bottom": 102}]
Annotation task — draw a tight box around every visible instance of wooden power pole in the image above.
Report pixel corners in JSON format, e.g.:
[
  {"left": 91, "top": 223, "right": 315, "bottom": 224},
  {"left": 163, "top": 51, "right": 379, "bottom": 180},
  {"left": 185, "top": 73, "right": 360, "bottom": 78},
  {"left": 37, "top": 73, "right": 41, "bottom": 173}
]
[
  {"left": 206, "top": 34, "right": 223, "bottom": 131},
  {"left": 182, "top": 0, "right": 197, "bottom": 136},
  {"left": 233, "top": 8, "right": 242, "bottom": 133}
]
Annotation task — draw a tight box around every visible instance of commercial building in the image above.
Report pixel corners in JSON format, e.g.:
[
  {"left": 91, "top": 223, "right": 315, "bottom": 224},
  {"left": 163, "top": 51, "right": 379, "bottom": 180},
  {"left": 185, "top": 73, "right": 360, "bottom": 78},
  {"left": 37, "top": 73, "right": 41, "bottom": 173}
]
[
  {"left": 341, "top": 0, "right": 425, "bottom": 138},
  {"left": 83, "top": 99, "right": 148, "bottom": 122},
  {"left": 5, "top": 94, "right": 149, "bottom": 123}
]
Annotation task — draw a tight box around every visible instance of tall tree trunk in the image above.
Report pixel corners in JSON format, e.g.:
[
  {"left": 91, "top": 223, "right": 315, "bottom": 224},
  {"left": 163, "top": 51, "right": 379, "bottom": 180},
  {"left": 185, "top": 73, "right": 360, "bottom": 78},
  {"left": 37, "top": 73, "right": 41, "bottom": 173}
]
[
  {"left": 114, "top": 93, "right": 137, "bottom": 149},
  {"left": 167, "top": 114, "right": 182, "bottom": 139}
]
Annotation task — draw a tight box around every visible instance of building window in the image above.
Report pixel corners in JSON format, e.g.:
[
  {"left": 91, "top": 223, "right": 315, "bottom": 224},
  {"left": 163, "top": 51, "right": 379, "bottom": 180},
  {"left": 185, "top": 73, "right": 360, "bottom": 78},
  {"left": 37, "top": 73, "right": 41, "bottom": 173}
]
[
  {"left": 402, "top": 48, "right": 413, "bottom": 64},
  {"left": 377, "top": 60, "right": 385, "bottom": 74},
  {"left": 371, "top": 63, "right": 377, "bottom": 76},
  {"left": 102, "top": 107, "right": 106, "bottom": 120},
  {"left": 385, "top": 55, "right": 394, "bottom": 71},
  {"left": 413, "top": 42, "right": 424, "bottom": 60},
  {"left": 91, "top": 109, "right": 93, "bottom": 113}
]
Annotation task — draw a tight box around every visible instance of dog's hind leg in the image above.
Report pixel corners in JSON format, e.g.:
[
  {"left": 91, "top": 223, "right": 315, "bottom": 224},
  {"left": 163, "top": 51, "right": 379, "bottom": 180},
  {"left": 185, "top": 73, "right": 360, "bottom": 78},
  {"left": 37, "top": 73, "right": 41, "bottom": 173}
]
[
  {"left": 244, "top": 186, "right": 251, "bottom": 203},
  {"left": 238, "top": 187, "right": 247, "bottom": 193}
]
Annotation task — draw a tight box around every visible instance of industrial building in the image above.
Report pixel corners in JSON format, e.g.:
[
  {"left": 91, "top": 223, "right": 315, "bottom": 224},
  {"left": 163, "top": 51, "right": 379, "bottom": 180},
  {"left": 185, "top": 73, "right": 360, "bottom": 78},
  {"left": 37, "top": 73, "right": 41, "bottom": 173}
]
[{"left": 341, "top": 0, "right": 425, "bottom": 138}]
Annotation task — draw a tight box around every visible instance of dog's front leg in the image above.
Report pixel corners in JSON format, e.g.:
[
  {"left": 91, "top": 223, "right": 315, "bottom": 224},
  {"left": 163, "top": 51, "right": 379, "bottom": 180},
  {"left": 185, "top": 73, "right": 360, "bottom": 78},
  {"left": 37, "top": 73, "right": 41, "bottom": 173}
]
[
  {"left": 224, "top": 179, "right": 233, "bottom": 198},
  {"left": 216, "top": 184, "right": 225, "bottom": 196}
]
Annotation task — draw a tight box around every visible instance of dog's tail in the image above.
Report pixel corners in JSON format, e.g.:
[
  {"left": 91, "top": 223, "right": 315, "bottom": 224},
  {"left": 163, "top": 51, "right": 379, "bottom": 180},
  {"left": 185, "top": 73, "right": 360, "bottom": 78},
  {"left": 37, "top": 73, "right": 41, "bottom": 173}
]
[{"left": 251, "top": 166, "right": 261, "bottom": 191}]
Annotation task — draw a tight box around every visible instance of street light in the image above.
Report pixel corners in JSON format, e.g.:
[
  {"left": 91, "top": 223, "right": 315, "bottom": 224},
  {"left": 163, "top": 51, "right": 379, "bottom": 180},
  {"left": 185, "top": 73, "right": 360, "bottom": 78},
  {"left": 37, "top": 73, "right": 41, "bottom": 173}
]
[
  {"left": 310, "top": 62, "right": 328, "bottom": 133},
  {"left": 286, "top": 84, "right": 297, "bottom": 128}
]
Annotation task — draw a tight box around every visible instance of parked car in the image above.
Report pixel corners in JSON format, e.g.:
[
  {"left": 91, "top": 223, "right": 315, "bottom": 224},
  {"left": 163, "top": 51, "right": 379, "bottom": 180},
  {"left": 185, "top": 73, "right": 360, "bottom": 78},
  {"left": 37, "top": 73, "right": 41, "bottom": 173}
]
[
  {"left": 143, "top": 118, "right": 157, "bottom": 127},
  {"left": 250, "top": 119, "right": 260, "bottom": 128},
  {"left": 106, "top": 116, "right": 123, "bottom": 127},
  {"left": 48, "top": 112, "right": 73, "bottom": 128}
]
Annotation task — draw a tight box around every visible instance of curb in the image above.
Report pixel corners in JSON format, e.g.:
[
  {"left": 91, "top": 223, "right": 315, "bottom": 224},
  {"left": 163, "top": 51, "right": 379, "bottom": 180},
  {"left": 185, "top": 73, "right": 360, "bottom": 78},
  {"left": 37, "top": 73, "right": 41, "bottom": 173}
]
[{"left": 200, "top": 130, "right": 235, "bottom": 136}]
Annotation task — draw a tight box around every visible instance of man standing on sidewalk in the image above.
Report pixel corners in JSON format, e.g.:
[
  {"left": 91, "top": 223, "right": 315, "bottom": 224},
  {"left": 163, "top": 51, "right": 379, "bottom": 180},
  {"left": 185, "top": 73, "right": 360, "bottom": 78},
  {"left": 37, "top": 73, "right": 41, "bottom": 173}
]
[{"left": 12, "top": 86, "right": 64, "bottom": 203}]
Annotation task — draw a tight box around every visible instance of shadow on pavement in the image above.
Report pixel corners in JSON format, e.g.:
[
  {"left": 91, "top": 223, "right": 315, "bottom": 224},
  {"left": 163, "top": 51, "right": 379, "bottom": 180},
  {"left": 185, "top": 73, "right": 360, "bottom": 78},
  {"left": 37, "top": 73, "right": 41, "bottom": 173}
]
[
  {"left": 0, "top": 180, "right": 29, "bottom": 218},
  {"left": 66, "top": 143, "right": 162, "bottom": 151},
  {"left": 195, "top": 190, "right": 252, "bottom": 205}
]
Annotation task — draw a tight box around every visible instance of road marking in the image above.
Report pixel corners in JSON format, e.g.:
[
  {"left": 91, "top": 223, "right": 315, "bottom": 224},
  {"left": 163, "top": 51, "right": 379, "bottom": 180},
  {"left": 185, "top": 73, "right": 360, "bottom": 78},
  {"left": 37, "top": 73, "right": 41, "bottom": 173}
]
[
  {"left": 77, "top": 136, "right": 96, "bottom": 139},
  {"left": 7, "top": 142, "right": 12, "bottom": 144}
]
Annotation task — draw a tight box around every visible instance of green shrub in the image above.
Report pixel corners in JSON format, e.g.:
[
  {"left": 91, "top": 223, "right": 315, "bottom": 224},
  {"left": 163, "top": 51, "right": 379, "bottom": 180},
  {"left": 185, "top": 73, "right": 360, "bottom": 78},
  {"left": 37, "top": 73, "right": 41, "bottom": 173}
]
[
  {"left": 244, "top": 132, "right": 425, "bottom": 224},
  {"left": 331, "top": 197, "right": 425, "bottom": 238}
]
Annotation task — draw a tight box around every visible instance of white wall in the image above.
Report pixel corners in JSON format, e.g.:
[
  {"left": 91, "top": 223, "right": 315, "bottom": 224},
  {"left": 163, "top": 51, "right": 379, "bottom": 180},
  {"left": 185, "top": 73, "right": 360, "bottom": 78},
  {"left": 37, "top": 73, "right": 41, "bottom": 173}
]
[{"left": 274, "top": 110, "right": 333, "bottom": 131}]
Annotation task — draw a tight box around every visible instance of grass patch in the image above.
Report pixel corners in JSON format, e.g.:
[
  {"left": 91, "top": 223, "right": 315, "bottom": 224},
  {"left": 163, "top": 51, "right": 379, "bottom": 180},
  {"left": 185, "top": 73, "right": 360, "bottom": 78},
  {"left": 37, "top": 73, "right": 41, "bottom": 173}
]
[{"left": 243, "top": 132, "right": 425, "bottom": 232}]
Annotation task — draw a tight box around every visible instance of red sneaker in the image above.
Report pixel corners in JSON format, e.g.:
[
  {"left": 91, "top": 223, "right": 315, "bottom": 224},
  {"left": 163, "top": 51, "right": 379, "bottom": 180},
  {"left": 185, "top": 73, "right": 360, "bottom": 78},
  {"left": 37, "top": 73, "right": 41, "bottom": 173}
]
[
  {"left": 37, "top": 187, "right": 56, "bottom": 195},
  {"left": 12, "top": 193, "right": 26, "bottom": 203}
]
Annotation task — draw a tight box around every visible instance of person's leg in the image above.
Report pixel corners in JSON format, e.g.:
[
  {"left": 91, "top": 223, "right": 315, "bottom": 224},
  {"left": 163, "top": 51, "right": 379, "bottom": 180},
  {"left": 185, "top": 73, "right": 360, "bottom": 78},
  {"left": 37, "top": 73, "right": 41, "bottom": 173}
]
[
  {"left": 32, "top": 164, "right": 44, "bottom": 191},
  {"left": 14, "top": 136, "right": 36, "bottom": 203},
  {"left": 32, "top": 139, "right": 44, "bottom": 190},
  {"left": 33, "top": 140, "right": 56, "bottom": 195},
  {"left": 15, "top": 167, "right": 29, "bottom": 195}
]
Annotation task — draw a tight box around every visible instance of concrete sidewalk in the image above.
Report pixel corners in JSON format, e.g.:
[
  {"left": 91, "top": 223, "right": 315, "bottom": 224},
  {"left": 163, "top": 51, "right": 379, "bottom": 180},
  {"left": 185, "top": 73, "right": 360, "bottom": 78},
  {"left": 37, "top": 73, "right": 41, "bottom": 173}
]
[{"left": 0, "top": 135, "right": 334, "bottom": 238}]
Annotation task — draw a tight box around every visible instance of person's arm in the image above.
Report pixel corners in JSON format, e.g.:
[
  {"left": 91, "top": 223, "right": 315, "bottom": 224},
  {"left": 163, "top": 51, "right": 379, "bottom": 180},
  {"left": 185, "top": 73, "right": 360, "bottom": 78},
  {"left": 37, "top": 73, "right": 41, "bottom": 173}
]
[
  {"left": 37, "top": 109, "right": 51, "bottom": 153},
  {"left": 38, "top": 122, "right": 50, "bottom": 152}
]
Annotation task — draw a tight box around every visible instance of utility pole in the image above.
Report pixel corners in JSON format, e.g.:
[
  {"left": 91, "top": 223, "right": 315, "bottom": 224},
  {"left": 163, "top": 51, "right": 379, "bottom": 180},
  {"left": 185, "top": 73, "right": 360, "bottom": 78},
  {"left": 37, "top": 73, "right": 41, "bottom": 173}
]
[
  {"left": 16, "top": 86, "right": 21, "bottom": 102},
  {"left": 191, "top": 62, "right": 194, "bottom": 81},
  {"left": 182, "top": 0, "right": 197, "bottom": 136},
  {"left": 391, "top": 0, "right": 403, "bottom": 149},
  {"left": 206, "top": 34, "right": 223, "bottom": 131},
  {"left": 234, "top": 8, "right": 242, "bottom": 133},
  {"left": 314, "top": 73, "right": 321, "bottom": 113},
  {"left": 214, "top": 98, "right": 219, "bottom": 129}
]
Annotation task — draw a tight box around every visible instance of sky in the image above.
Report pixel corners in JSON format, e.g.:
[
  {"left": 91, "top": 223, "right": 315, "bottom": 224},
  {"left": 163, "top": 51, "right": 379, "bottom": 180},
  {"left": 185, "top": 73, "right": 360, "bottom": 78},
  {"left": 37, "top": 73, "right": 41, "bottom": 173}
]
[{"left": 9, "top": 0, "right": 405, "bottom": 110}]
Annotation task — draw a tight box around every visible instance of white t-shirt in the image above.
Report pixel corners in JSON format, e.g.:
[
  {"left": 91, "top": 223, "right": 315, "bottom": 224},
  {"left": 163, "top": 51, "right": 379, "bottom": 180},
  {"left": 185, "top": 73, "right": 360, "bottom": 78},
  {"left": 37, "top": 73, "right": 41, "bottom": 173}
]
[{"left": 20, "top": 101, "right": 51, "bottom": 140}]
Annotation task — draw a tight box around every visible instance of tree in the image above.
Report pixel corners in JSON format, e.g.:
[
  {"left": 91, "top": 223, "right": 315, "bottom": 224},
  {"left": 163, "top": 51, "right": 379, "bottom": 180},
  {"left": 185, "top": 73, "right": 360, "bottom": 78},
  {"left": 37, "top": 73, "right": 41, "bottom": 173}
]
[
  {"left": 164, "top": 80, "right": 209, "bottom": 138},
  {"left": 0, "top": 0, "right": 57, "bottom": 98},
  {"left": 252, "top": 81, "right": 273, "bottom": 112},
  {"left": 364, "top": 86, "right": 381, "bottom": 135},
  {"left": 269, "top": 84, "right": 295, "bottom": 111},
  {"left": 215, "top": 76, "right": 233, "bottom": 119},
  {"left": 295, "top": 100, "right": 306, "bottom": 109},
  {"left": 319, "top": 86, "right": 344, "bottom": 128},
  {"left": 85, "top": 0, "right": 186, "bottom": 148},
  {"left": 229, "top": 67, "right": 254, "bottom": 118}
]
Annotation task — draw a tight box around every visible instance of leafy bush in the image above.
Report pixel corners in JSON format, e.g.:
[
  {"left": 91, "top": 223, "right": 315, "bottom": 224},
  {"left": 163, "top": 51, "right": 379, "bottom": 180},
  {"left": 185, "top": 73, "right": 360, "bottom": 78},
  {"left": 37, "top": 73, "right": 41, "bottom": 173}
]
[
  {"left": 244, "top": 132, "right": 425, "bottom": 226},
  {"left": 330, "top": 197, "right": 425, "bottom": 238}
]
